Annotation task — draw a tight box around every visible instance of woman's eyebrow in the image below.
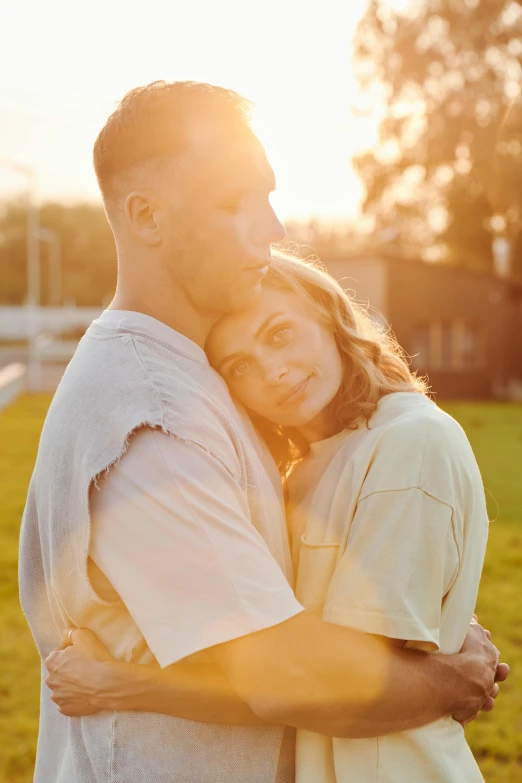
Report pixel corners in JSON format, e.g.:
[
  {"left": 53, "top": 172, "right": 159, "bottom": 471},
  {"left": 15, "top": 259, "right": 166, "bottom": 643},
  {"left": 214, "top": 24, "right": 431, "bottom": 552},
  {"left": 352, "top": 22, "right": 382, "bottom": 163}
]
[
  {"left": 254, "top": 313, "right": 283, "bottom": 340},
  {"left": 216, "top": 351, "right": 247, "bottom": 373}
]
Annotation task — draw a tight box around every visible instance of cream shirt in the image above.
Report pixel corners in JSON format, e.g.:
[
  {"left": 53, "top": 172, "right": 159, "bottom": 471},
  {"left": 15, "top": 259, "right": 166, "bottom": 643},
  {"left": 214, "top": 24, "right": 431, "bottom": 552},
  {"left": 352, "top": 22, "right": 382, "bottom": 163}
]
[{"left": 287, "top": 392, "right": 488, "bottom": 783}]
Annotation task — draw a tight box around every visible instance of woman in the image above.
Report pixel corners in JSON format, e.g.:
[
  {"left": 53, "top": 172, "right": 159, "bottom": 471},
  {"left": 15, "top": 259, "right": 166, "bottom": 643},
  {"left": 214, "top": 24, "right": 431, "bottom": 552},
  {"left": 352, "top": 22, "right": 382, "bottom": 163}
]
[{"left": 46, "top": 251, "right": 490, "bottom": 781}]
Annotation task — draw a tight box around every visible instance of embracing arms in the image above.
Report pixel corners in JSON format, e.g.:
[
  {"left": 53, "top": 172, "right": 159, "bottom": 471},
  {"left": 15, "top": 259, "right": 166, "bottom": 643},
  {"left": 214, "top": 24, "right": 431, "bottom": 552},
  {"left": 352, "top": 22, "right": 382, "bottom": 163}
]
[
  {"left": 47, "top": 429, "right": 505, "bottom": 736},
  {"left": 46, "top": 612, "right": 504, "bottom": 737}
]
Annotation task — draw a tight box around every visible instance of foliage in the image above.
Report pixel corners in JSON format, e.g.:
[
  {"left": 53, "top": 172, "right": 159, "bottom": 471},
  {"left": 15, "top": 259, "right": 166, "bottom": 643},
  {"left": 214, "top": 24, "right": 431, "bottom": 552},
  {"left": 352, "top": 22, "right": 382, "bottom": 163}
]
[
  {"left": 353, "top": 0, "right": 522, "bottom": 275},
  {"left": 0, "top": 200, "right": 116, "bottom": 306},
  {"left": 0, "top": 396, "right": 521, "bottom": 781}
]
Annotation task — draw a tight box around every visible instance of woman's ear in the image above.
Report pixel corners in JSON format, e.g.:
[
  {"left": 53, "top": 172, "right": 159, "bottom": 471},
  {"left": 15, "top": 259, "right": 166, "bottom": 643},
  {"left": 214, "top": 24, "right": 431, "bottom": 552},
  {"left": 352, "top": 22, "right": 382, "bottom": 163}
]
[{"left": 124, "top": 191, "right": 163, "bottom": 246}]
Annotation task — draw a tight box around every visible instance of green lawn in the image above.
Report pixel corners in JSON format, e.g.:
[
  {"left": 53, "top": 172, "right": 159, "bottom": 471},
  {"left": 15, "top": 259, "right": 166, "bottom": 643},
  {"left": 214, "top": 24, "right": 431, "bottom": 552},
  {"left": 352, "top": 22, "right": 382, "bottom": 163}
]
[{"left": 1, "top": 395, "right": 521, "bottom": 782}]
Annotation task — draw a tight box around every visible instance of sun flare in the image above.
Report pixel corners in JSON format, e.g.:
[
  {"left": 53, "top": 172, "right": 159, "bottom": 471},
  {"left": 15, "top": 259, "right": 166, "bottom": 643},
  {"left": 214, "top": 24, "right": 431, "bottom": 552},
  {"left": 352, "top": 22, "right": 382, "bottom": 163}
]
[{"left": 0, "top": 0, "right": 375, "bottom": 221}]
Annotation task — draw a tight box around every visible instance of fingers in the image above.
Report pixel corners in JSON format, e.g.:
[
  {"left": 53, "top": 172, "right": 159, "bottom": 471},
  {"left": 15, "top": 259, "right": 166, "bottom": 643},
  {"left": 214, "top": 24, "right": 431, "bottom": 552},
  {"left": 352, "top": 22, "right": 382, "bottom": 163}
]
[
  {"left": 62, "top": 628, "right": 76, "bottom": 647},
  {"left": 45, "top": 649, "right": 64, "bottom": 673},
  {"left": 496, "top": 662, "right": 510, "bottom": 682},
  {"left": 61, "top": 628, "right": 113, "bottom": 660}
]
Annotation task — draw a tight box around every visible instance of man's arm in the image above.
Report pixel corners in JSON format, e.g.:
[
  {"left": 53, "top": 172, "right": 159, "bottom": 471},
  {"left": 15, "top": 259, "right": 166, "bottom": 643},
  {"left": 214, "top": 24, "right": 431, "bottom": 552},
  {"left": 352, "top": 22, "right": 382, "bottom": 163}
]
[
  {"left": 46, "top": 615, "right": 501, "bottom": 736},
  {"left": 46, "top": 630, "right": 266, "bottom": 724},
  {"left": 209, "top": 610, "right": 499, "bottom": 738}
]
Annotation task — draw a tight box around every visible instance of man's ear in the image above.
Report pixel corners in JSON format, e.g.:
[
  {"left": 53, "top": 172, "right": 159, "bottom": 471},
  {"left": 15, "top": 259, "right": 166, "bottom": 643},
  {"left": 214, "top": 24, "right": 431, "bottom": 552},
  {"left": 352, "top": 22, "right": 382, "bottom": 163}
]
[{"left": 124, "top": 191, "right": 163, "bottom": 246}]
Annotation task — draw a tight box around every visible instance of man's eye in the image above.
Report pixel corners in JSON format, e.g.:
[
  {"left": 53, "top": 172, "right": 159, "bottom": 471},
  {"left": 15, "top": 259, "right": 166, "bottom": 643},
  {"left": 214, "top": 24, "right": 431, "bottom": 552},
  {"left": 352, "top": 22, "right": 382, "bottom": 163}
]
[
  {"left": 222, "top": 202, "right": 240, "bottom": 214},
  {"left": 220, "top": 194, "right": 243, "bottom": 214}
]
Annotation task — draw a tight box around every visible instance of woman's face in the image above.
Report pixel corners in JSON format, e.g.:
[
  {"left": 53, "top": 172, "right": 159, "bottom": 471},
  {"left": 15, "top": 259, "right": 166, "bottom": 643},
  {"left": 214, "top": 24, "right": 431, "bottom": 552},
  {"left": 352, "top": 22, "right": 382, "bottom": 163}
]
[{"left": 206, "top": 285, "right": 344, "bottom": 430}]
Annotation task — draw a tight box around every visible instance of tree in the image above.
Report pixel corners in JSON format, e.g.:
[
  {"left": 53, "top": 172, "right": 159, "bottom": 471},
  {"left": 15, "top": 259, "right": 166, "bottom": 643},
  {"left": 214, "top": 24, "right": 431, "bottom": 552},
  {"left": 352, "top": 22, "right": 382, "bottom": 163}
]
[
  {"left": 353, "top": 0, "right": 522, "bottom": 277},
  {"left": 0, "top": 200, "right": 117, "bottom": 305}
]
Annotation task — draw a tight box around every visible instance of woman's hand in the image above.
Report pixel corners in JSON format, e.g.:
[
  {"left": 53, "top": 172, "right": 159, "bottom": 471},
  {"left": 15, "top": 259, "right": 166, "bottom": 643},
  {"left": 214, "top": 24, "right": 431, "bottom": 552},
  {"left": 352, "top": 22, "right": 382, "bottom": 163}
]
[{"left": 45, "top": 629, "right": 151, "bottom": 717}]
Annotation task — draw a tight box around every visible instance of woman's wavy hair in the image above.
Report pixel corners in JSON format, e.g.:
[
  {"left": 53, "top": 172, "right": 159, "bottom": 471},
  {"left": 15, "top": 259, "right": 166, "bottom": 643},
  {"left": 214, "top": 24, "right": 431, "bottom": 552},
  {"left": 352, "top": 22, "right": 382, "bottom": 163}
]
[{"left": 248, "top": 249, "right": 429, "bottom": 475}]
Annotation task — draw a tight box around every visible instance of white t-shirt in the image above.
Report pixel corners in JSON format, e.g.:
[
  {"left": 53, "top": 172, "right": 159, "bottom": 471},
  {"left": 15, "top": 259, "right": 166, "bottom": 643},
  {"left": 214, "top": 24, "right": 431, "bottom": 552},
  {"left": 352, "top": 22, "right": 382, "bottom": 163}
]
[
  {"left": 287, "top": 392, "right": 488, "bottom": 783},
  {"left": 89, "top": 310, "right": 303, "bottom": 669}
]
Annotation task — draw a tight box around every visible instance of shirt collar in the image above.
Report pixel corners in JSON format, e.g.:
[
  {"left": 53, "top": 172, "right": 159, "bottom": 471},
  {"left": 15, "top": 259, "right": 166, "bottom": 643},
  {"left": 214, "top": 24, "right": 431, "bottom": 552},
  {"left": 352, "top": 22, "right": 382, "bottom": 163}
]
[
  {"left": 93, "top": 309, "right": 209, "bottom": 367},
  {"left": 368, "top": 392, "right": 435, "bottom": 429}
]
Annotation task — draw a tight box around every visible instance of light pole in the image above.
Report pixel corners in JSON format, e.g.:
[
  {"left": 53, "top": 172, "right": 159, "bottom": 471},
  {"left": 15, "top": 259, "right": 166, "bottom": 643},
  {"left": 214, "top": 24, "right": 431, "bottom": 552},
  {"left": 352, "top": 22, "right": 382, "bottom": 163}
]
[
  {"left": 5, "top": 162, "right": 41, "bottom": 390},
  {"left": 2, "top": 161, "right": 64, "bottom": 391},
  {"left": 36, "top": 227, "right": 62, "bottom": 307}
]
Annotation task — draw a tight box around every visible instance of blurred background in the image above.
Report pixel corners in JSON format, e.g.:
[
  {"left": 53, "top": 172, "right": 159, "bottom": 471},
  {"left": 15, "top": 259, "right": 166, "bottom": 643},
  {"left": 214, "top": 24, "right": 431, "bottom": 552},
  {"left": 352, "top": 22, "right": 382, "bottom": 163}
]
[{"left": 1, "top": 1, "right": 521, "bottom": 781}]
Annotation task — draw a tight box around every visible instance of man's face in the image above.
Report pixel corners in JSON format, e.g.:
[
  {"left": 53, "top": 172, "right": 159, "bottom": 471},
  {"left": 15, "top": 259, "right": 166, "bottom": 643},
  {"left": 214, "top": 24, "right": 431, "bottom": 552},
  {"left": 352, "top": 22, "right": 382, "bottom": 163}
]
[{"left": 159, "top": 120, "right": 286, "bottom": 317}]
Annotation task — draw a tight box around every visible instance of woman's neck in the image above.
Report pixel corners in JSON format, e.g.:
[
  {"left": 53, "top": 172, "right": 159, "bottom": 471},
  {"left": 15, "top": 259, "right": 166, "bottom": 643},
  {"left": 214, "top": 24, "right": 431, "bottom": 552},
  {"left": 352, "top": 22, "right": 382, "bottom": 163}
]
[{"left": 297, "top": 399, "right": 344, "bottom": 444}]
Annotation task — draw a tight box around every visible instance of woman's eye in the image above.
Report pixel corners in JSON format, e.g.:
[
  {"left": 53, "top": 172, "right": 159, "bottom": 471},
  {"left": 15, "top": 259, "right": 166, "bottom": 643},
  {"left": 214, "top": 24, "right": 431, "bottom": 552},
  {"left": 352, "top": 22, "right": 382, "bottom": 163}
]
[
  {"left": 272, "top": 327, "right": 290, "bottom": 342},
  {"left": 231, "top": 362, "right": 249, "bottom": 378}
]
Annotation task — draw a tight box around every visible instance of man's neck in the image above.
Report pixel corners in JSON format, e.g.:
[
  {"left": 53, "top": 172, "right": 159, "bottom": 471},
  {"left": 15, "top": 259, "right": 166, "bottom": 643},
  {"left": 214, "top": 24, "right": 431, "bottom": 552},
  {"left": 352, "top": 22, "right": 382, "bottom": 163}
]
[{"left": 110, "top": 272, "right": 217, "bottom": 350}]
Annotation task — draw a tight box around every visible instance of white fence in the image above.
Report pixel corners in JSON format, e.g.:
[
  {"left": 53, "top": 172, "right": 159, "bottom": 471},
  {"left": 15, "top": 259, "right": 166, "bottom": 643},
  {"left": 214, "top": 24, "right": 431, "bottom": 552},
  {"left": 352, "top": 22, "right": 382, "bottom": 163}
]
[
  {"left": 0, "top": 363, "right": 26, "bottom": 411},
  {"left": 0, "top": 306, "right": 102, "bottom": 340}
]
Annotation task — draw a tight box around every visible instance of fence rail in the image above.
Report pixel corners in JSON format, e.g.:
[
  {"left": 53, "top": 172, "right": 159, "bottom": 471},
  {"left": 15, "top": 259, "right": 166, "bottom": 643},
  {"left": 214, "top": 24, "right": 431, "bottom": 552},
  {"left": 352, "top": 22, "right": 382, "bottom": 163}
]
[{"left": 0, "top": 363, "right": 26, "bottom": 411}]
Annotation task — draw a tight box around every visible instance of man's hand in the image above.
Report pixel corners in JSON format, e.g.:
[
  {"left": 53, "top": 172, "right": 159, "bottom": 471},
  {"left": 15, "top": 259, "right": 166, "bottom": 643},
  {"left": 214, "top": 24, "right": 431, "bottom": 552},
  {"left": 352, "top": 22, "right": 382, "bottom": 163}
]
[
  {"left": 45, "top": 629, "right": 119, "bottom": 716},
  {"left": 452, "top": 620, "right": 509, "bottom": 725}
]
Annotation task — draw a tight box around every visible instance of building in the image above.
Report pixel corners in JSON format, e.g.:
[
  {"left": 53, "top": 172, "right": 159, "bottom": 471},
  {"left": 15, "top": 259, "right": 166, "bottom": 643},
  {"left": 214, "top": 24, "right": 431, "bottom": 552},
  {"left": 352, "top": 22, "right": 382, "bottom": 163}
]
[{"left": 323, "top": 251, "right": 522, "bottom": 400}]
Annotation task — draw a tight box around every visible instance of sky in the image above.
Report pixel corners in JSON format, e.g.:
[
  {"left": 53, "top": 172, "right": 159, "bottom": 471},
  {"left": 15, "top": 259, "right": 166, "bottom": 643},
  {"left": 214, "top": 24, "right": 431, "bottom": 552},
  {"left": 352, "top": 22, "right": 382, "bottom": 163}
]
[{"left": 0, "top": 0, "right": 379, "bottom": 221}]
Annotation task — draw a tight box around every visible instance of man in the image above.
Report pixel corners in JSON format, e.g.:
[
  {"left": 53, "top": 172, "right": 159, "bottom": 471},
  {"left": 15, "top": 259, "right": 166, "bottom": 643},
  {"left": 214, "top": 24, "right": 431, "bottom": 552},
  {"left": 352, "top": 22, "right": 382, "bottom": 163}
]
[{"left": 20, "top": 81, "right": 502, "bottom": 783}]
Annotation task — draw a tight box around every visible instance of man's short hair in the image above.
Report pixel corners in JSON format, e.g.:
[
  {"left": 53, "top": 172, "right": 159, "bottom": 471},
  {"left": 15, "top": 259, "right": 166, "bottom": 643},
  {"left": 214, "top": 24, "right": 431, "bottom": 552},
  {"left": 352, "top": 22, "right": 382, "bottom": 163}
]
[{"left": 93, "top": 80, "right": 253, "bottom": 207}]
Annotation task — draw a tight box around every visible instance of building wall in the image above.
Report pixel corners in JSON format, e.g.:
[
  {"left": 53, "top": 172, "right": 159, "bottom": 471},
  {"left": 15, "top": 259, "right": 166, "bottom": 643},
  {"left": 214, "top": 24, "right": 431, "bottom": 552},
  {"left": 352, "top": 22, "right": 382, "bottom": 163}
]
[
  {"left": 387, "top": 260, "right": 520, "bottom": 399},
  {"left": 324, "top": 254, "right": 522, "bottom": 400}
]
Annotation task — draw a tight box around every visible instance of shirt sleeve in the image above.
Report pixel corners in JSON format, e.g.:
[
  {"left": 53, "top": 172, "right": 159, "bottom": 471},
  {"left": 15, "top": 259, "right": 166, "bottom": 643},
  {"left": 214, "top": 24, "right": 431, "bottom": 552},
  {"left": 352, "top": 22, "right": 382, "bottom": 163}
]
[
  {"left": 89, "top": 427, "right": 303, "bottom": 667},
  {"left": 322, "top": 488, "right": 460, "bottom": 651}
]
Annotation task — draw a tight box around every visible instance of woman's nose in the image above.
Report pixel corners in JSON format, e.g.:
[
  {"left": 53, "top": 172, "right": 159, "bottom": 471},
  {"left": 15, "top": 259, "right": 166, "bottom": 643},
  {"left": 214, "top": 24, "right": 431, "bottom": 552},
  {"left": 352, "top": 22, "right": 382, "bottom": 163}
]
[{"left": 265, "top": 362, "right": 288, "bottom": 385}]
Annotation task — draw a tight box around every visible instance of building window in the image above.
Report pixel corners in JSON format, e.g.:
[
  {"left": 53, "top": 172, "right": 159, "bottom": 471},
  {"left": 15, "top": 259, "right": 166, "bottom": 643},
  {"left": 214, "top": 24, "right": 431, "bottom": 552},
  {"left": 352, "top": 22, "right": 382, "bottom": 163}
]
[{"left": 411, "top": 320, "right": 482, "bottom": 371}]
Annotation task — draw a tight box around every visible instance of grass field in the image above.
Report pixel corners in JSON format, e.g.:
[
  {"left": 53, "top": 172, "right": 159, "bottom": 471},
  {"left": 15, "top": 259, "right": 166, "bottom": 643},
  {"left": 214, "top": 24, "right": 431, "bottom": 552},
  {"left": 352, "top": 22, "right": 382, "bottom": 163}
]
[{"left": 1, "top": 395, "right": 521, "bottom": 782}]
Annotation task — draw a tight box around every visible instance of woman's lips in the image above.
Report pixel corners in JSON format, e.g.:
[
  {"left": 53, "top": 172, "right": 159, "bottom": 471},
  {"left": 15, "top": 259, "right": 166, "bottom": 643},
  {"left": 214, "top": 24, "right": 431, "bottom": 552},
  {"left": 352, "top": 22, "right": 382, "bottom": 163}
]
[{"left": 278, "top": 376, "right": 311, "bottom": 406}]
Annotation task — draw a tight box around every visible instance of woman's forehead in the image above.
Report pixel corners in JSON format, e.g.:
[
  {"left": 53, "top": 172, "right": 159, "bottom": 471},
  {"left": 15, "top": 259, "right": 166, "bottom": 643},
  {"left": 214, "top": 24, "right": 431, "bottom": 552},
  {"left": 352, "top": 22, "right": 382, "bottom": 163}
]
[{"left": 207, "top": 285, "right": 300, "bottom": 360}]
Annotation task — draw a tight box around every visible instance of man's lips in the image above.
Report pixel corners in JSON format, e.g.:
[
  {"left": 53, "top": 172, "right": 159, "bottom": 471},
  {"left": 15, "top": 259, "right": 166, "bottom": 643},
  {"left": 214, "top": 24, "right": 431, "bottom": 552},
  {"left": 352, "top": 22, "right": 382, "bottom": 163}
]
[
  {"left": 243, "top": 258, "right": 272, "bottom": 275},
  {"left": 278, "top": 376, "right": 311, "bottom": 406},
  {"left": 243, "top": 265, "right": 269, "bottom": 279}
]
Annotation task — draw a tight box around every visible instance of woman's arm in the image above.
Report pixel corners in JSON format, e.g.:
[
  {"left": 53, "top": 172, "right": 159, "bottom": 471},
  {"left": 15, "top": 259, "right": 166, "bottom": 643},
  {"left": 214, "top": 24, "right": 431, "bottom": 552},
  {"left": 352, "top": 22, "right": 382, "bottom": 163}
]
[{"left": 45, "top": 629, "right": 268, "bottom": 724}]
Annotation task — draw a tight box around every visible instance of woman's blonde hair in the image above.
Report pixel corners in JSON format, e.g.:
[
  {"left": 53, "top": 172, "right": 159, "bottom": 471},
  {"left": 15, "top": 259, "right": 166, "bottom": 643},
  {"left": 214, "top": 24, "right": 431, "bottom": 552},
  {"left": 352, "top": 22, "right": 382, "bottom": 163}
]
[{"left": 250, "top": 249, "right": 429, "bottom": 474}]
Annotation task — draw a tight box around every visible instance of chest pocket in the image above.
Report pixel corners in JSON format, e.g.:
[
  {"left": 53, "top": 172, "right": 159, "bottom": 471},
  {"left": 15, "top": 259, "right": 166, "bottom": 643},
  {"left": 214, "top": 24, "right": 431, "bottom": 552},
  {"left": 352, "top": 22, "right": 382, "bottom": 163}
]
[{"left": 295, "top": 536, "right": 341, "bottom": 615}]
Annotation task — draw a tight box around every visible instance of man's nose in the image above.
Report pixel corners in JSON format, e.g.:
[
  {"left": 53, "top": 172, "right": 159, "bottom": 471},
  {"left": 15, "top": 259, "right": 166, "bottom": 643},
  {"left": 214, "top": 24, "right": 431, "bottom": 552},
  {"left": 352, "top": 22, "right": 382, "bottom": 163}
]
[
  {"left": 257, "top": 205, "right": 286, "bottom": 247},
  {"left": 270, "top": 210, "right": 286, "bottom": 244}
]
